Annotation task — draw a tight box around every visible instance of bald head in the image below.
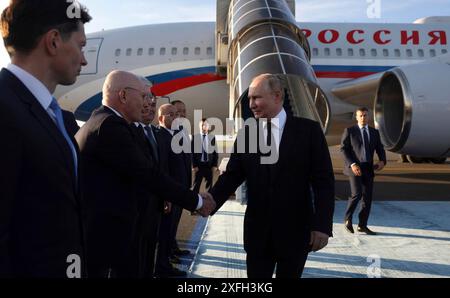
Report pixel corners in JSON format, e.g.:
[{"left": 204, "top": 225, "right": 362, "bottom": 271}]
[
  {"left": 102, "top": 70, "right": 146, "bottom": 123},
  {"left": 158, "top": 103, "right": 177, "bottom": 129}
]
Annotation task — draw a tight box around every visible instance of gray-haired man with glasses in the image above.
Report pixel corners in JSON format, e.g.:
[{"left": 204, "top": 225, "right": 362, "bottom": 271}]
[{"left": 75, "top": 70, "right": 215, "bottom": 278}]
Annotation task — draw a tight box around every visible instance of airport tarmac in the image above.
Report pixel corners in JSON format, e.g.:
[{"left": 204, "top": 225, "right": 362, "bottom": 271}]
[{"left": 173, "top": 146, "right": 450, "bottom": 278}]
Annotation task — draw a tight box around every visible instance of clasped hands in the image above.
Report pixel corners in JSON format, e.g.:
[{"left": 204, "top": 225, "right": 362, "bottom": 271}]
[{"left": 195, "top": 192, "right": 216, "bottom": 217}]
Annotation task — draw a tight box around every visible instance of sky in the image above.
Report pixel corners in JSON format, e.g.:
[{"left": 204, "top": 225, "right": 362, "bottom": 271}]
[{"left": 1, "top": 0, "right": 450, "bottom": 67}]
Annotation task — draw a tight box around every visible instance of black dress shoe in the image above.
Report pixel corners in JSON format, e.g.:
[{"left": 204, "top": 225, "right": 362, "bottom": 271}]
[
  {"left": 173, "top": 248, "right": 190, "bottom": 256},
  {"left": 344, "top": 220, "right": 354, "bottom": 233},
  {"left": 357, "top": 226, "right": 377, "bottom": 235}
]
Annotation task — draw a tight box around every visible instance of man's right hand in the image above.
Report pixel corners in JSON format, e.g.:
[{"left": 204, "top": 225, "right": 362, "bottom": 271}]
[
  {"left": 351, "top": 164, "right": 362, "bottom": 176},
  {"left": 197, "top": 192, "right": 216, "bottom": 217}
]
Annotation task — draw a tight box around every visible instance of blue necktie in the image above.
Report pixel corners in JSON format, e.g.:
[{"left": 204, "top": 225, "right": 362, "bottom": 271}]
[
  {"left": 144, "top": 125, "right": 159, "bottom": 163},
  {"left": 49, "top": 98, "right": 78, "bottom": 178},
  {"left": 363, "top": 127, "right": 371, "bottom": 163}
]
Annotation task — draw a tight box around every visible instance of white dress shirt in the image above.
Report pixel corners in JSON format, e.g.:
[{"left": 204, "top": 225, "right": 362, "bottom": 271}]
[
  {"left": 262, "top": 108, "right": 287, "bottom": 152},
  {"left": 7, "top": 64, "right": 57, "bottom": 122}
]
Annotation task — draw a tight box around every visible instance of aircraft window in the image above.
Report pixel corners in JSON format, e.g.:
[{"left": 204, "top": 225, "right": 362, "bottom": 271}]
[
  {"left": 394, "top": 49, "right": 401, "bottom": 57},
  {"left": 115, "top": 49, "right": 121, "bottom": 57},
  {"left": 430, "top": 49, "right": 436, "bottom": 57},
  {"left": 336, "top": 48, "right": 342, "bottom": 56},
  {"left": 137, "top": 48, "right": 143, "bottom": 56},
  {"left": 418, "top": 49, "right": 424, "bottom": 57},
  {"left": 160, "top": 47, "right": 166, "bottom": 55},
  {"left": 148, "top": 48, "right": 154, "bottom": 56},
  {"left": 383, "top": 49, "right": 389, "bottom": 57},
  {"left": 126, "top": 48, "right": 132, "bottom": 56},
  {"left": 371, "top": 49, "right": 377, "bottom": 57},
  {"left": 207, "top": 47, "right": 213, "bottom": 56},
  {"left": 348, "top": 48, "right": 354, "bottom": 56},
  {"left": 324, "top": 48, "right": 330, "bottom": 56},
  {"left": 359, "top": 49, "right": 365, "bottom": 56},
  {"left": 406, "top": 49, "right": 413, "bottom": 57},
  {"left": 312, "top": 48, "right": 318, "bottom": 57},
  {"left": 442, "top": 49, "right": 448, "bottom": 54},
  {"left": 183, "top": 47, "right": 189, "bottom": 55},
  {"left": 171, "top": 47, "right": 177, "bottom": 55},
  {"left": 195, "top": 47, "right": 201, "bottom": 55}
]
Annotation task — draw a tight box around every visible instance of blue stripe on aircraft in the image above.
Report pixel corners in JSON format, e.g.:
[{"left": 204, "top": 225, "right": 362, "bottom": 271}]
[
  {"left": 74, "top": 64, "right": 395, "bottom": 121},
  {"left": 145, "top": 66, "right": 217, "bottom": 84}
]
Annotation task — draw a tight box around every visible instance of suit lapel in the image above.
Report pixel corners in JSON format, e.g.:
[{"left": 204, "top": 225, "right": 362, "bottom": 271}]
[
  {"left": 270, "top": 116, "right": 295, "bottom": 182},
  {"left": 368, "top": 126, "right": 375, "bottom": 149},
  {"left": 2, "top": 69, "right": 78, "bottom": 202},
  {"left": 354, "top": 125, "right": 363, "bottom": 148}
]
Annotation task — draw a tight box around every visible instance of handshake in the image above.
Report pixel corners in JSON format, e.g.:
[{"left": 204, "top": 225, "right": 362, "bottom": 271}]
[{"left": 195, "top": 192, "right": 216, "bottom": 217}]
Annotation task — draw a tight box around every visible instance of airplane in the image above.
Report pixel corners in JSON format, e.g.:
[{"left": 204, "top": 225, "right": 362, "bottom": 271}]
[{"left": 54, "top": 0, "right": 450, "bottom": 164}]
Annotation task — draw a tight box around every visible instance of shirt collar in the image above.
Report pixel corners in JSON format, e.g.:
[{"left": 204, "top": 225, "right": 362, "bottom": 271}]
[
  {"left": 263, "top": 108, "right": 287, "bottom": 130},
  {"left": 105, "top": 105, "right": 124, "bottom": 118},
  {"left": 358, "top": 124, "right": 369, "bottom": 130},
  {"left": 162, "top": 126, "right": 174, "bottom": 135},
  {"left": 7, "top": 63, "right": 54, "bottom": 110}
]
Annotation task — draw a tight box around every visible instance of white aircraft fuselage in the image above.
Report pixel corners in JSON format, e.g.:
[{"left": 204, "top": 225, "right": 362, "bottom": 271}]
[{"left": 55, "top": 19, "right": 450, "bottom": 156}]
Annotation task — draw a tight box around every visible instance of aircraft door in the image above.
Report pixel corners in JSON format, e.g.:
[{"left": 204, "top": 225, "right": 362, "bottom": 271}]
[{"left": 80, "top": 38, "right": 103, "bottom": 75}]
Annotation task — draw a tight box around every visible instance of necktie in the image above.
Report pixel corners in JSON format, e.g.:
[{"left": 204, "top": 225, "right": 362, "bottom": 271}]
[
  {"left": 266, "top": 120, "right": 278, "bottom": 161},
  {"left": 202, "top": 134, "right": 208, "bottom": 162},
  {"left": 266, "top": 120, "right": 272, "bottom": 147},
  {"left": 144, "top": 125, "right": 159, "bottom": 163},
  {"left": 363, "top": 127, "right": 371, "bottom": 162},
  {"left": 49, "top": 98, "right": 78, "bottom": 178}
]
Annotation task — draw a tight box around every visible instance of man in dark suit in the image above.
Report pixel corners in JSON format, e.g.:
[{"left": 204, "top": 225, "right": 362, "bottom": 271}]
[
  {"left": 340, "top": 107, "right": 386, "bottom": 235},
  {"left": 154, "top": 103, "right": 190, "bottom": 277},
  {"left": 0, "top": 0, "right": 91, "bottom": 278},
  {"left": 131, "top": 76, "right": 165, "bottom": 278},
  {"left": 63, "top": 110, "right": 80, "bottom": 136},
  {"left": 169, "top": 100, "right": 193, "bottom": 259},
  {"left": 192, "top": 118, "right": 219, "bottom": 193},
  {"left": 210, "top": 74, "right": 335, "bottom": 278},
  {"left": 75, "top": 71, "right": 215, "bottom": 278}
]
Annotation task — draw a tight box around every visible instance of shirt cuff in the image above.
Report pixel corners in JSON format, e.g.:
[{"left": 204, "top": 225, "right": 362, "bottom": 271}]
[
  {"left": 196, "top": 195, "right": 203, "bottom": 210},
  {"left": 351, "top": 163, "right": 357, "bottom": 167}
]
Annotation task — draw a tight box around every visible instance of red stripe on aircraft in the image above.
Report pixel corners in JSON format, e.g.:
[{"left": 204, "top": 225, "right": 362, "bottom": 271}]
[
  {"left": 151, "top": 73, "right": 225, "bottom": 96},
  {"left": 151, "top": 71, "right": 376, "bottom": 95},
  {"left": 315, "top": 71, "right": 376, "bottom": 79}
]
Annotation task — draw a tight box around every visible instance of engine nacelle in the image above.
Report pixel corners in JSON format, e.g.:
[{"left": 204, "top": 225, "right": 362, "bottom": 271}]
[{"left": 374, "top": 54, "right": 450, "bottom": 157}]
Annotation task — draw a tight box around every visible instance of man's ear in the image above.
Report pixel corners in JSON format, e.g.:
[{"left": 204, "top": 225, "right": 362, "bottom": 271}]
[
  {"left": 44, "top": 29, "right": 61, "bottom": 56},
  {"left": 118, "top": 89, "right": 127, "bottom": 103},
  {"left": 274, "top": 90, "right": 282, "bottom": 104}
]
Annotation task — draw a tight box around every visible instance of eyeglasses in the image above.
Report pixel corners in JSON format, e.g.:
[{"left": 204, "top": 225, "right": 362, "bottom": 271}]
[
  {"left": 123, "top": 87, "right": 155, "bottom": 101},
  {"left": 162, "top": 112, "right": 176, "bottom": 117}
]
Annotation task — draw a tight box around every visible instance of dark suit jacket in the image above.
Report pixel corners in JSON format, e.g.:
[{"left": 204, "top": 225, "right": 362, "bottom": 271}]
[
  {"left": 75, "top": 106, "right": 198, "bottom": 276},
  {"left": 192, "top": 133, "right": 218, "bottom": 168},
  {"left": 340, "top": 125, "right": 387, "bottom": 177},
  {"left": 154, "top": 126, "right": 170, "bottom": 175},
  {"left": 0, "top": 68, "right": 85, "bottom": 278},
  {"left": 62, "top": 110, "right": 80, "bottom": 136},
  {"left": 210, "top": 116, "right": 335, "bottom": 258},
  {"left": 159, "top": 127, "right": 191, "bottom": 188},
  {"left": 130, "top": 124, "right": 163, "bottom": 276}
]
